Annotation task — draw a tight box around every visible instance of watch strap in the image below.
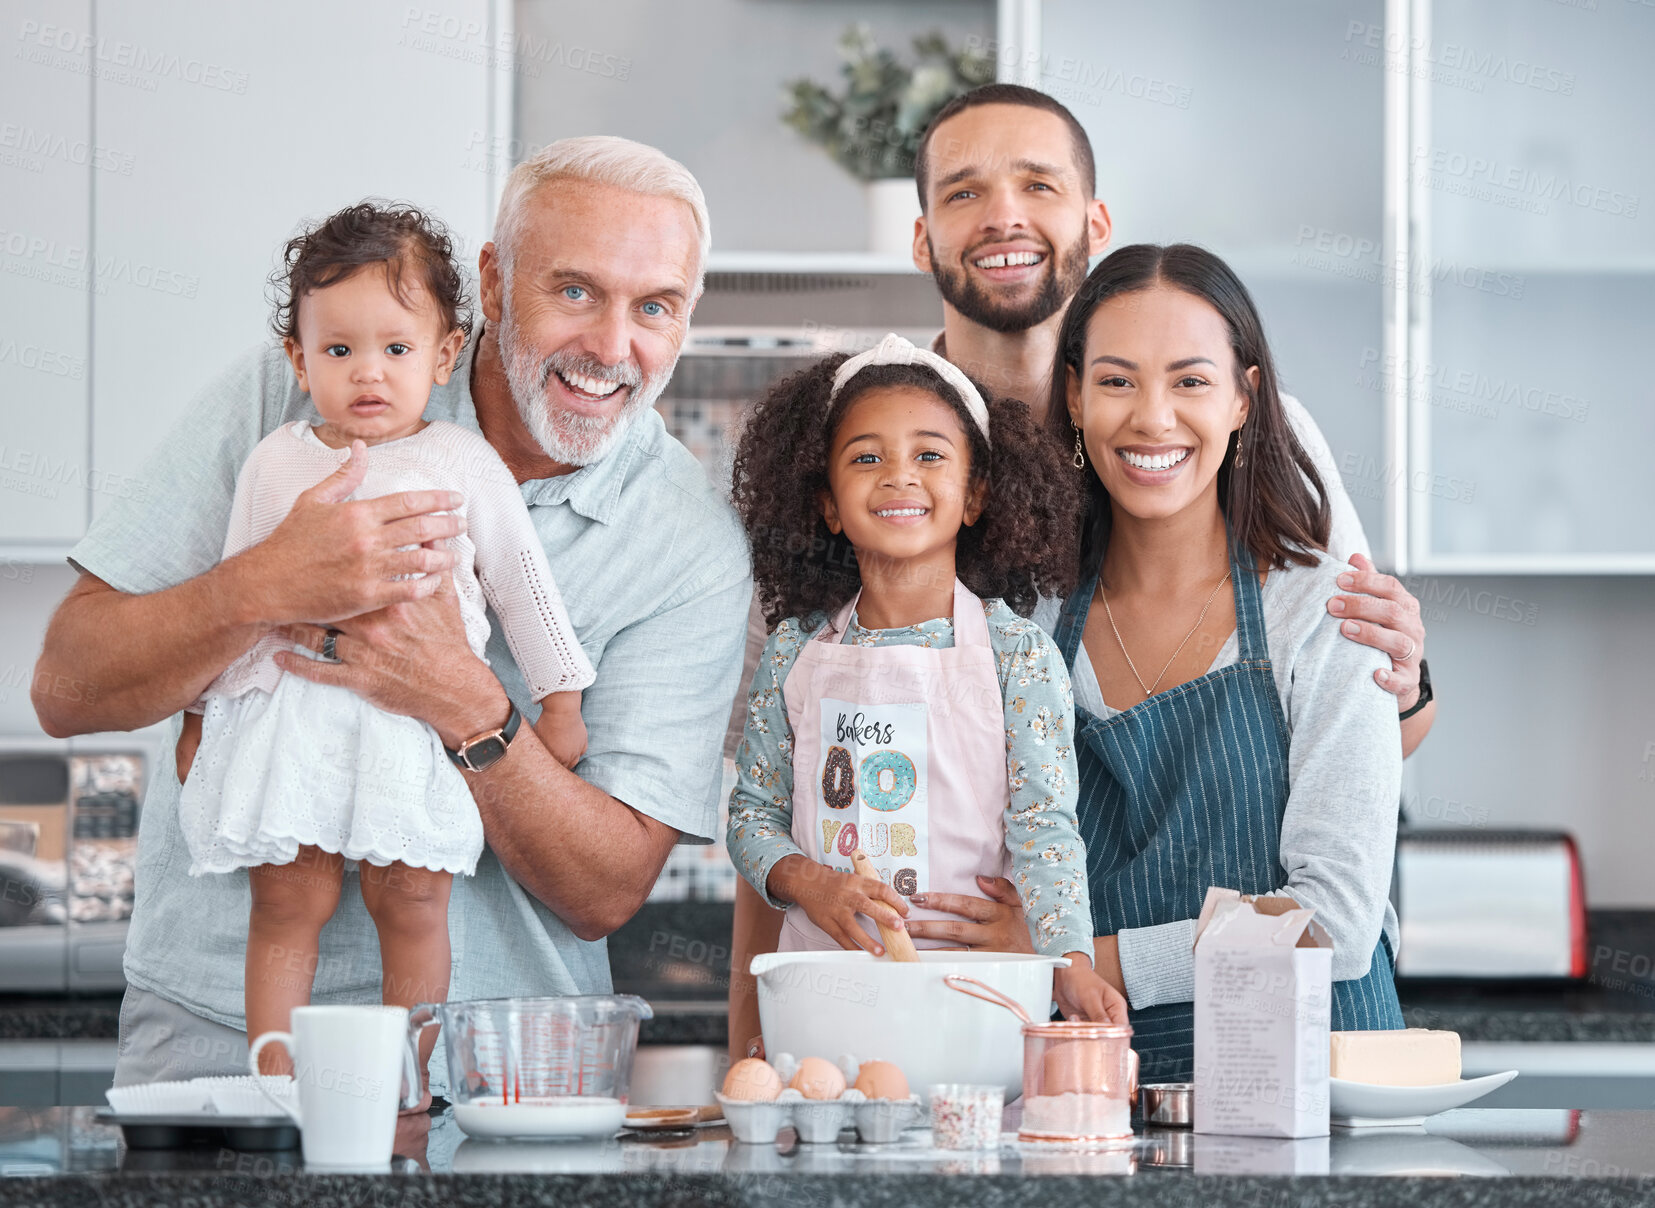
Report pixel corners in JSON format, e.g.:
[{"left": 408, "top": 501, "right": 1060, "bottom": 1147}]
[
  {"left": 1398, "top": 658, "right": 1433, "bottom": 721},
  {"left": 445, "top": 702, "right": 522, "bottom": 771}
]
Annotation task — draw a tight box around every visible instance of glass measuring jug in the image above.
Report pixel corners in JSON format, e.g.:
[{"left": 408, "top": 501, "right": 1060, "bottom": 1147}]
[{"left": 410, "top": 995, "right": 653, "bottom": 1139}]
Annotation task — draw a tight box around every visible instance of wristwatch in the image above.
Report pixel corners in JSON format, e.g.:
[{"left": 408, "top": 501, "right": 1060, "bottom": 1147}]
[
  {"left": 1398, "top": 659, "right": 1433, "bottom": 721},
  {"left": 445, "top": 703, "right": 522, "bottom": 772}
]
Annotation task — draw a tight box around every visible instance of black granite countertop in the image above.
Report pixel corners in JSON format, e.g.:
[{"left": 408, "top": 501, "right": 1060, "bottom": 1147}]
[
  {"left": 623, "top": 906, "right": 1655, "bottom": 1047},
  {"left": 0, "top": 997, "right": 120, "bottom": 1044},
  {"left": 3, "top": 1106, "right": 1654, "bottom": 1206},
  {"left": 8, "top": 908, "right": 1654, "bottom": 1049}
]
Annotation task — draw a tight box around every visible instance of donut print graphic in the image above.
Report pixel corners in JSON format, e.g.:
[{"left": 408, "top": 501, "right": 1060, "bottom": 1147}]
[
  {"left": 820, "top": 745, "right": 856, "bottom": 809},
  {"left": 859, "top": 750, "right": 916, "bottom": 811},
  {"left": 818, "top": 698, "right": 928, "bottom": 896}
]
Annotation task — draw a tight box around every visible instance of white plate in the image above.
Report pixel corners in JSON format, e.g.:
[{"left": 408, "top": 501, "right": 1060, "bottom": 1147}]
[
  {"left": 1329, "top": 1071, "right": 1519, "bottom": 1127},
  {"left": 452, "top": 1096, "right": 626, "bottom": 1140}
]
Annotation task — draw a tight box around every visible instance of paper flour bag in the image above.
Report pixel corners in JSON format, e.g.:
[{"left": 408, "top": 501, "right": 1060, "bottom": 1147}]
[{"left": 1193, "top": 887, "right": 1332, "bottom": 1138}]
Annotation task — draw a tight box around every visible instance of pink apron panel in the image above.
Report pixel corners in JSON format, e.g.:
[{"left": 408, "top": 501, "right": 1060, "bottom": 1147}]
[{"left": 778, "top": 580, "right": 1011, "bottom": 952}]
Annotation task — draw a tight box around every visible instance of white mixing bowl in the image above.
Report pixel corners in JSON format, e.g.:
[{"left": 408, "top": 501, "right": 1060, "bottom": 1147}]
[{"left": 751, "top": 950, "right": 1068, "bottom": 1099}]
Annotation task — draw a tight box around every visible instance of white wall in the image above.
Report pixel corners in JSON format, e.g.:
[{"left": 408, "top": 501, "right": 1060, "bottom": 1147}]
[{"left": 1400, "top": 574, "right": 1655, "bottom": 907}]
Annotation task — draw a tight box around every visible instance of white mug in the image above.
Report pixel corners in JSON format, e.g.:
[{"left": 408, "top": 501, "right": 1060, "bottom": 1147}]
[{"left": 248, "top": 1004, "right": 421, "bottom": 1170}]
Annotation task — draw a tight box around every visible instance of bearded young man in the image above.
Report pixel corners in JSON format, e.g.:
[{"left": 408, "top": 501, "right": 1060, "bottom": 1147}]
[
  {"left": 911, "top": 84, "right": 1434, "bottom": 751},
  {"left": 33, "top": 136, "right": 751, "bottom": 1088}
]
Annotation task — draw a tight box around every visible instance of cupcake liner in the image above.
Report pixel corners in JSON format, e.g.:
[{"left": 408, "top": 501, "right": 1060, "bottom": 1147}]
[
  {"left": 197, "top": 1075, "right": 298, "bottom": 1118},
  {"left": 105, "top": 1080, "right": 213, "bottom": 1116}
]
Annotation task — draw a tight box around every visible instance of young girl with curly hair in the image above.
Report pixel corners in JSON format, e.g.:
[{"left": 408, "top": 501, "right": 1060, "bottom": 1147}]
[{"left": 725, "top": 333, "right": 1127, "bottom": 1042}]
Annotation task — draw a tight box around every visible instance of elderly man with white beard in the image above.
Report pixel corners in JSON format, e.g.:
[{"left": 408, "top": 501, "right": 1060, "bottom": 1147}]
[{"left": 31, "top": 137, "right": 751, "bottom": 1088}]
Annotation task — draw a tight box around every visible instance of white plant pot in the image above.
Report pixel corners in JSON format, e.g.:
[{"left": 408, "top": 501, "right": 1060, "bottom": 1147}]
[{"left": 864, "top": 177, "right": 921, "bottom": 259}]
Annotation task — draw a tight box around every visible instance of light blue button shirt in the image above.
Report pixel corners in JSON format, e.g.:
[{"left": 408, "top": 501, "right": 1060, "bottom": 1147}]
[{"left": 68, "top": 337, "right": 751, "bottom": 1060}]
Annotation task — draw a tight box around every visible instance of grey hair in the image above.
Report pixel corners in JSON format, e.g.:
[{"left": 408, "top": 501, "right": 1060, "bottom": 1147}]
[{"left": 492, "top": 135, "right": 711, "bottom": 296}]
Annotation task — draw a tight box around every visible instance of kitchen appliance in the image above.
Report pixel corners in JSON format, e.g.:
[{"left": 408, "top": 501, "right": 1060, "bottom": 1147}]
[
  {"left": 946, "top": 974, "right": 1137, "bottom": 1144},
  {"left": 408, "top": 995, "right": 653, "bottom": 1140},
  {"left": 1394, "top": 829, "right": 1588, "bottom": 979},
  {"left": 0, "top": 733, "right": 160, "bottom": 992},
  {"left": 749, "top": 950, "right": 1066, "bottom": 1101},
  {"left": 653, "top": 325, "right": 937, "bottom": 495}
]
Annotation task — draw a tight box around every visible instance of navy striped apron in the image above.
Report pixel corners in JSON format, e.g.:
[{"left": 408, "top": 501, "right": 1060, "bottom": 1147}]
[{"left": 1053, "top": 542, "right": 1403, "bottom": 1083}]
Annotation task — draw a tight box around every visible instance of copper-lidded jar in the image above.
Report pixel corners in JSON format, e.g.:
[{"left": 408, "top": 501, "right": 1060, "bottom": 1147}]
[
  {"left": 941, "top": 973, "right": 1138, "bottom": 1145},
  {"left": 1017, "top": 1020, "right": 1138, "bottom": 1144}
]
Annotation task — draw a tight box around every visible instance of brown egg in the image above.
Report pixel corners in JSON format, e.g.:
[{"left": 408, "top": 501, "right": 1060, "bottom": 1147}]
[
  {"left": 852, "top": 1060, "right": 909, "bottom": 1101},
  {"left": 1041, "top": 1041, "right": 1110, "bottom": 1096},
  {"left": 788, "top": 1056, "right": 847, "bottom": 1100},
  {"left": 721, "top": 1058, "right": 784, "bottom": 1102}
]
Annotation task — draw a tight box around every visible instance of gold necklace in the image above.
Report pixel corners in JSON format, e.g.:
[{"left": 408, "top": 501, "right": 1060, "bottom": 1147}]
[{"left": 1101, "top": 570, "right": 1233, "bottom": 697}]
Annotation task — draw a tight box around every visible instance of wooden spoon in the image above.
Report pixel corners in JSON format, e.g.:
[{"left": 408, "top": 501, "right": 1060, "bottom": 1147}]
[{"left": 850, "top": 848, "right": 920, "bottom": 962}]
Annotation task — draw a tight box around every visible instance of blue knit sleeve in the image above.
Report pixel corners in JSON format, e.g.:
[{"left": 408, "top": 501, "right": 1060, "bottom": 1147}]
[
  {"left": 987, "top": 602, "right": 1095, "bottom": 959},
  {"left": 725, "top": 618, "right": 814, "bottom": 908}
]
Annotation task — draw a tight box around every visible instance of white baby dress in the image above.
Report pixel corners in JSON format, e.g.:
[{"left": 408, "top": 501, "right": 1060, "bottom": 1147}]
[{"left": 177, "top": 420, "right": 594, "bottom": 876}]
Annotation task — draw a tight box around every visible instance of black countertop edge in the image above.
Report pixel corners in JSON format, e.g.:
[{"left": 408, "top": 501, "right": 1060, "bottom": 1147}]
[
  {"left": 9, "top": 907, "right": 1655, "bottom": 1047},
  {"left": 5, "top": 1171, "right": 1655, "bottom": 1208},
  {"left": 9, "top": 995, "right": 1655, "bottom": 1049}
]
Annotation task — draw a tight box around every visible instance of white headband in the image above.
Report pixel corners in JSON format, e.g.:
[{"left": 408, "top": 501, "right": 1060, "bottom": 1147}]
[{"left": 827, "top": 333, "right": 991, "bottom": 447}]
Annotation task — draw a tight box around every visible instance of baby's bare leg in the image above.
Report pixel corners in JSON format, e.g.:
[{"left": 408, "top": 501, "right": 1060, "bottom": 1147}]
[
  {"left": 360, "top": 862, "right": 452, "bottom": 1113},
  {"left": 246, "top": 847, "right": 344, "bottom": 1075}
]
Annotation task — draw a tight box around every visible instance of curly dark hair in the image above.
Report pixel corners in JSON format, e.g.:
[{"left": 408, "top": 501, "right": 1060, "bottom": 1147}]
[
  {"left": 733, "top": 355, "right": 1081, "bottom": 627},
  {"left": 270, "top": 200, "right": 472, "bottom": 343}
]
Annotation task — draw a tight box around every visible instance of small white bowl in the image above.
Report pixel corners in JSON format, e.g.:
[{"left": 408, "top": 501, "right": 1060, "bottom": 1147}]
[{"left": 715, "top": 1093, "right": 792, "bottom": 1144}]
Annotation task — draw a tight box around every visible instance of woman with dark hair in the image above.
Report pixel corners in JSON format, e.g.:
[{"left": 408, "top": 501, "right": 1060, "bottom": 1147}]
[{"left": 904, "top": 244, "right": 1404, "bottom": 1081}]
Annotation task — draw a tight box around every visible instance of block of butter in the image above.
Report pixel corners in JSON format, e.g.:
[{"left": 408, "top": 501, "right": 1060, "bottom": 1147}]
[{"left": 1329, "top": 1029, "right": 1461, "bottom": 1086}]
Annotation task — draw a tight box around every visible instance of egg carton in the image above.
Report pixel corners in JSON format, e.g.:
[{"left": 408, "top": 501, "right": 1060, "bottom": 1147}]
[
  {"left": 717, "top": 1053, "right": 924, "bottom": 1144},
  {"left": 715, "top": 1089, "right": 925, "bottom": 1144}
]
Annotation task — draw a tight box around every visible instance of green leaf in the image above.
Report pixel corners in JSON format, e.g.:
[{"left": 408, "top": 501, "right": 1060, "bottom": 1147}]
[{"left": 779, "top": 24, "right": 992, "bottom": 181}]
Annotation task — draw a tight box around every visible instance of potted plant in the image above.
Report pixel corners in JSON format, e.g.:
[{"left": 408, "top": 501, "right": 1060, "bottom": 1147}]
[{"left": 783, "top": 25, "right": 994, "bottom": 257}]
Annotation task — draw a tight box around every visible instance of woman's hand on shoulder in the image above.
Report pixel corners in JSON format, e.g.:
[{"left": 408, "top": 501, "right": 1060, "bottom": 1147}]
[{"left": 1326, "top": 553, "right": 1427, "bottom": 707}]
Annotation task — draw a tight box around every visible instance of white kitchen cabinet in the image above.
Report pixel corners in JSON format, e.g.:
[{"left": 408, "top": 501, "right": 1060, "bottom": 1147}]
[
  {"left": 1036, "top": 0, "right": 1390, "bottom": 554},
  {"left": 1038, "top": 0, "right": 1655, "bottom": 573},
  {"left": 89, "top": 0, "right": 510, "bottom": 516},
  {"left": 0, "top": 0, "right": 94, "bottom": 545},
  {"left": 1410, "top": 0, "right": 1655, "bottom": 571}
]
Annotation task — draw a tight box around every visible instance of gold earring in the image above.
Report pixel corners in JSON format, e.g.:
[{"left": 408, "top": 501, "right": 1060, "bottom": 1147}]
[
  {"left": 1072, "top": 426, "right": 1086, "bottom": 469},
  {"left": 1234, "top": 428, "right": 1246, "bottom": 469}
]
